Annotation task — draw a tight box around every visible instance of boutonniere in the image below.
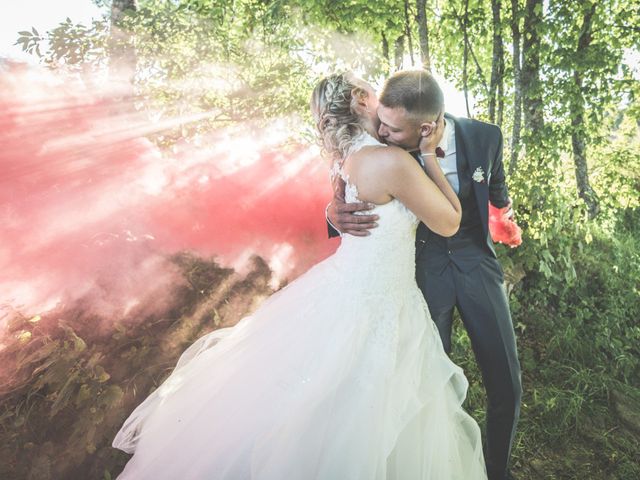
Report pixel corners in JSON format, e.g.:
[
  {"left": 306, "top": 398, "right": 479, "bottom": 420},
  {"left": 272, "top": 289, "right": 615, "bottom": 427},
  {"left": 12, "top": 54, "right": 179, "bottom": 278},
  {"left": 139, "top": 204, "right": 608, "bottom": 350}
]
[{"left": 472, "top": 166, "right": 486, "bottom": 183}]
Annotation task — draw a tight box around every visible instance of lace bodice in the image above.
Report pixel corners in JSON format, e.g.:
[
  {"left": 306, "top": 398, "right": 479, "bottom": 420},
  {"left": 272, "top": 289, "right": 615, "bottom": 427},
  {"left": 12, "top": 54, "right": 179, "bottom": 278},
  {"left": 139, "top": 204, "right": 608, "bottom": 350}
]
[{"left": 331, "top": 132, "right": 419, "bottom": 291}]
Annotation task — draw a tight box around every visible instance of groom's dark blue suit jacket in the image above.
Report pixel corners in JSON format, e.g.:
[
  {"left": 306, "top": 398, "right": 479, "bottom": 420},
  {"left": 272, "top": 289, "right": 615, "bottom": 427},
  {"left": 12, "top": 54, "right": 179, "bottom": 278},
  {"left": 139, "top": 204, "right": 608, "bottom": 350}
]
[{"left": 328, "top": 113, "right": 510, "bottom": 265}]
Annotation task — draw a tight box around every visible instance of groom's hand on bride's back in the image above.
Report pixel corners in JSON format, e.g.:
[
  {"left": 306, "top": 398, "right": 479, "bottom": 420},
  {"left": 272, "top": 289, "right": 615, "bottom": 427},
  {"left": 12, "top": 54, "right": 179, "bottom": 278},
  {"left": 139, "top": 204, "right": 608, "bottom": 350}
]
[{"left": 327, "top": 175, "right": 379, "bottom": 237}]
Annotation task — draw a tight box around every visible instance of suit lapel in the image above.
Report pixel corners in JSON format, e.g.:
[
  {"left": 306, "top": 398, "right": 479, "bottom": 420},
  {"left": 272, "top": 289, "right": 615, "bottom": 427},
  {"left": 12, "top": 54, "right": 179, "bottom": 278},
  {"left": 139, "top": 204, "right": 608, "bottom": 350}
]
[
  {"left": 452, "top": 118, "right": 469, "bottom": 199},
  {"left": 451, "top": 115, "right": 489, "bottom": 238},
  {"left": 450, "top": 114, "right": 475, "bottom": 180}
]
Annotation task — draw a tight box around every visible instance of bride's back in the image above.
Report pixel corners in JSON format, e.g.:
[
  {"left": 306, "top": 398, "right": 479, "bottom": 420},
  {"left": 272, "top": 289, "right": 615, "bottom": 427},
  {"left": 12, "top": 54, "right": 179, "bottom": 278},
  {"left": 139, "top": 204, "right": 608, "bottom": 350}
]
[
  {"left": 340, "top": 144, "right": 399, "bottom": 206},
  {"left": 332, "top": 136, "right": 420, "bottom": 291}
]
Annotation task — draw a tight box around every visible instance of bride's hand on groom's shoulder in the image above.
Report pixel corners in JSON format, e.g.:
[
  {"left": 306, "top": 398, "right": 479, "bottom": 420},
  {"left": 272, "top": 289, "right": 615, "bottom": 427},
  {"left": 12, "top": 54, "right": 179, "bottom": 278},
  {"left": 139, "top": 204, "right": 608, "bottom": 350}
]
[{"left": 328, "top": 176, "right": 379, "bottom": 237}]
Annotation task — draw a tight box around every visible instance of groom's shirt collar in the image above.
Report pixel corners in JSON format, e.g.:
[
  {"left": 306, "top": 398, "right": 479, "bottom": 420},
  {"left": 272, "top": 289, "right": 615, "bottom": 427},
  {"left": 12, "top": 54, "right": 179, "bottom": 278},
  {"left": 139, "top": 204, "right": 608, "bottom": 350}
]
[
  {"left": 438, "top": 117, "right": 456, "bottom": 155},
  {"left": 436, "top": 117, "right": 459, "bottom": 195}
]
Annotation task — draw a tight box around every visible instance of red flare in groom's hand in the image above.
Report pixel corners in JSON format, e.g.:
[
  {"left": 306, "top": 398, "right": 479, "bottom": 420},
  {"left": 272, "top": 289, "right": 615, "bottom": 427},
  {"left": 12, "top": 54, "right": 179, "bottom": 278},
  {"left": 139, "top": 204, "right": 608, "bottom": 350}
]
[{"left": 488, "top": 203, "right": 522, "bottom": 248}]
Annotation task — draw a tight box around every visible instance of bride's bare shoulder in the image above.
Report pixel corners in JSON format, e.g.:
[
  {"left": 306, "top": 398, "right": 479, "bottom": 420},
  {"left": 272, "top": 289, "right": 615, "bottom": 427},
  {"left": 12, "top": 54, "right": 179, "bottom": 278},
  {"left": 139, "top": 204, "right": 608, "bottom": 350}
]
[
  {"left": 353, "top": 145, "right": 415, "bottom": 177},
  {"left": 352, "top": 144, "right": 411, "bottom": 165},
  {"left": 344, "top": 145, "right": 417, "bottom": 202}
]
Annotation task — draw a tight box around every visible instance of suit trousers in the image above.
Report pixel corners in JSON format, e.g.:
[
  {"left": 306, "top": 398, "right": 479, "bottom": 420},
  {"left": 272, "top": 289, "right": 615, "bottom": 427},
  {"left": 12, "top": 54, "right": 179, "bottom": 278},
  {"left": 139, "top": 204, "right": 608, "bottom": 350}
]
[{"left": 415, "top": 254, "right": 522, "bottom": 480}]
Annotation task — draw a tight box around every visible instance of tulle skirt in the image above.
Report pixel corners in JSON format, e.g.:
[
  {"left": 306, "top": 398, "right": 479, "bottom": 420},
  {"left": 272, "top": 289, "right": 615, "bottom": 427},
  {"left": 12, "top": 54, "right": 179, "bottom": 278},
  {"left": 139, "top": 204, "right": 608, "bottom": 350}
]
[{"left": 113, "top": 253, "right": 487, "bottom": 479}]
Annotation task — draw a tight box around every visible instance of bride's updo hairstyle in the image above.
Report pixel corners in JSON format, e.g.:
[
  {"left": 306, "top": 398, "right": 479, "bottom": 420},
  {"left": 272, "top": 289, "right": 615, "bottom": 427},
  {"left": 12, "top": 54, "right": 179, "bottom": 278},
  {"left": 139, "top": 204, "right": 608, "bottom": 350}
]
[{"left": 311, "top": 72, "right": 369, "bottom": 160}]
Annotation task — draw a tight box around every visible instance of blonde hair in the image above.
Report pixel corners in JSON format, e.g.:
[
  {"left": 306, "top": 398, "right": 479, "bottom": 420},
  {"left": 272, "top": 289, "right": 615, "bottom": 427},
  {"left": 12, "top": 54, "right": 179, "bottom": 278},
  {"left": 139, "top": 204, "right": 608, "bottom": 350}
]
[{"left": 310, "top": 72, "right": 368, "bottom": 160}]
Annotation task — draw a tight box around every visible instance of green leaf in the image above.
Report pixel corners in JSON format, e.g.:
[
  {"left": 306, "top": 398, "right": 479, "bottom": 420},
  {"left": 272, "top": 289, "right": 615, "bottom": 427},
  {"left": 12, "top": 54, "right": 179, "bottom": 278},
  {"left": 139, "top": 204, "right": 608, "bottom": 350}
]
[
  {"left": 50, "top": 370, "right": 80, "bottom": 418},
  {"left": 539, "top": 260, "right": 553, "bottom": 279},
  {"left": 94, "top": 365, "right": 111, "bottom": 383},
  {"left": 75, "top": 384, "right": 92, "bottom": 407},
  {"left": 98, "top": 385, "right": 124, "bottom": 407}
]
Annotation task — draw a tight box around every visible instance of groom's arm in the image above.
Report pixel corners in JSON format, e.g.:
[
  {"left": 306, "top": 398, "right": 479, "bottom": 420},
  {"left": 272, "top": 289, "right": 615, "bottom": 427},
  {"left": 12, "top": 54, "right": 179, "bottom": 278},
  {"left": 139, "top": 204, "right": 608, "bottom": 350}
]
[
  {"left": 326, "top": 175, "right": 378, "bottom": 238},
  {"left": 488, "top": 126, "right": 511, "bottom": 209},
  {"left": 326, "top": 199, "right": 378, "bottom": 238}
]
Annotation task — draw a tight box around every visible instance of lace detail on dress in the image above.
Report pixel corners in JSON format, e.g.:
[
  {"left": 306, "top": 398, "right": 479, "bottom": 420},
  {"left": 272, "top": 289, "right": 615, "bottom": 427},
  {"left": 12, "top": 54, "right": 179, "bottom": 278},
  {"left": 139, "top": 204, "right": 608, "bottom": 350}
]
[
  {"left": 327, "top": 132, "right": 421, "bottom": 298},
  {"left": 330, "top": 159, "right": 360, "bottom": 204},
  {"left": 332, "top": 131, "right": 384, "bottom": 204}
]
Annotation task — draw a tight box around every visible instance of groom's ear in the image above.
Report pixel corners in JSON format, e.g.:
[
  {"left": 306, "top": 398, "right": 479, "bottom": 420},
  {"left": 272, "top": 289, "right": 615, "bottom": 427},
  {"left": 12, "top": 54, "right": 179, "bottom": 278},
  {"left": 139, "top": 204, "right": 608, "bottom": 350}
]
[{"left": 419, "top": 121, "right": 436, "bottom": 137}]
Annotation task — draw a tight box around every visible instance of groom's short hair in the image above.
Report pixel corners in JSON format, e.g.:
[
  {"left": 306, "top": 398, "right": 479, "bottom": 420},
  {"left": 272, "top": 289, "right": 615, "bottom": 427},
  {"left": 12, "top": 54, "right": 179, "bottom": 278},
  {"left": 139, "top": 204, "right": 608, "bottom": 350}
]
[{"left": 379, "top": 70, "right": 444, "bottom": 123}]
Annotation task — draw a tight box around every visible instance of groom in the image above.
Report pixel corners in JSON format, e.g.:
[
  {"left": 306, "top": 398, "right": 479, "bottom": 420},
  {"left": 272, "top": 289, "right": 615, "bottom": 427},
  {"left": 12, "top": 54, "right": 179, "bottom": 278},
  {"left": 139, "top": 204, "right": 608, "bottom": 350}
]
[{"left": 326, "top": 70, "right": 522, "bottom": 480}]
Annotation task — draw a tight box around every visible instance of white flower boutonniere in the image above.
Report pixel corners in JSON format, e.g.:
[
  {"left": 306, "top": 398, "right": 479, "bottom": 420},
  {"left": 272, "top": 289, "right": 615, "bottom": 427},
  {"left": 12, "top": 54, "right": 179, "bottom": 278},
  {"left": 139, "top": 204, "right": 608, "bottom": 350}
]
[{"left": 472, "top": 166, "right": 485, "bottom": 183}]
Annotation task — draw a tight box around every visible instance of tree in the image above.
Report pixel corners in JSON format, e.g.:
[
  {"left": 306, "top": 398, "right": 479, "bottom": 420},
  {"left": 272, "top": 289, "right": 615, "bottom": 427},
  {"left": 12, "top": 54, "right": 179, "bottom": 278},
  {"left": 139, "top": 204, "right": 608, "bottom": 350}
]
[
  {"left": 509, "top": 0, "right": 523, "bottom": 174},
  {"left": 489, "top": 0, "right": 505, "bottom": 125},
  {"left": 570, "top": 2, "right": 599, "bottom": 219},
  {"left": 416, "top": 0, "right": 431, "bottom": 71},
  {"left": 462, "top": 0, "right": 472, "bottom": 117},
  {"left": 404, "top": 0, "right": 416, "bottom": 66},
  {"left": 394, "top": 34, "right": 405, "bottom": 69},
  {"left": 521, "top": 0, "right": 544, "bottom": 137},
  {"left": 110, "top": 0, "right": 138, "bottom": 85}
]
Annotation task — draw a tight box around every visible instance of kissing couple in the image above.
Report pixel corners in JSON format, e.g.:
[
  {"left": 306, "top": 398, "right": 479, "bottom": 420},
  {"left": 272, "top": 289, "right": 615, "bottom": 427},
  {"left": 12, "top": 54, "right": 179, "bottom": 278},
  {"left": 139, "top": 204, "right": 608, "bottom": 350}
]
[{"left": 113, "top": 70, "right": 521, "bottom": 480}]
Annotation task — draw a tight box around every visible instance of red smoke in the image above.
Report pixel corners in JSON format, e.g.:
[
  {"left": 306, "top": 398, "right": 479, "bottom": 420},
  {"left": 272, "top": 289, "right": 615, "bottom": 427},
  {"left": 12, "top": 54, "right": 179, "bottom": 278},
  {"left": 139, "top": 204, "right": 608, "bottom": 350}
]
[{"left": 0, "top": 62, "right": 337, "bottom": 332}]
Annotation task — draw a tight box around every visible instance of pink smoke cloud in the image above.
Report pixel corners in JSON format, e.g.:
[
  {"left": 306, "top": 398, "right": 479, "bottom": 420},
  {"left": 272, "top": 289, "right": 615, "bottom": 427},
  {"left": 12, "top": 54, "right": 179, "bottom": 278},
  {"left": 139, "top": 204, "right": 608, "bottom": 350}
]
[{"left": 0, "top": 62, "right": 337, "bottom": 331}]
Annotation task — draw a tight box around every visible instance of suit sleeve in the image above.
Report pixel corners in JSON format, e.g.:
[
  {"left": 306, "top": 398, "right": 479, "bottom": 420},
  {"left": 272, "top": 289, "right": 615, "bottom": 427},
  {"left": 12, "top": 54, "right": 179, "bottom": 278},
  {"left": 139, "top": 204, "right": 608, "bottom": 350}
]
[
  {"left": 327, "top": 221, "right": 340, "bottom": 238},
  {"left": 325, "top": 201, "right": 341, "bottom": 238},
  {"left": 488, "top": 126, "right": 510, "bottom": 208}
]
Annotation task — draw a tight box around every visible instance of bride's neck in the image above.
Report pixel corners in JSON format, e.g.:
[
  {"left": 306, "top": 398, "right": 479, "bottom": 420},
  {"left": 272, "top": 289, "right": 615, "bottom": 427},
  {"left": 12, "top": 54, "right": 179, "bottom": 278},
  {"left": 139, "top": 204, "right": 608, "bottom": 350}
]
[{"left": 359, "top": 119, "right": 380, "bottom": 141}]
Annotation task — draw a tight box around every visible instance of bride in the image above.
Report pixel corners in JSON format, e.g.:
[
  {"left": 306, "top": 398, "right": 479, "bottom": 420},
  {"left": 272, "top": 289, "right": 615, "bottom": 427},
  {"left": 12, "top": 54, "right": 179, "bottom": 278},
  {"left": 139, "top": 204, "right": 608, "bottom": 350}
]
[{"left": 112, "top": 72, "right": 487, "bottom": 479}]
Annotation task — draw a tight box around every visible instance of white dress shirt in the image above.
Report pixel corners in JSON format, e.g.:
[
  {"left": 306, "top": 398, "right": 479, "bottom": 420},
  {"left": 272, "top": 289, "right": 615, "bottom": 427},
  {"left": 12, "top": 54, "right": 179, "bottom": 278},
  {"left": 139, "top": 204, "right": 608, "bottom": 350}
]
[{"left": 436, "top": 117, "right": 459, "bottom": 194}]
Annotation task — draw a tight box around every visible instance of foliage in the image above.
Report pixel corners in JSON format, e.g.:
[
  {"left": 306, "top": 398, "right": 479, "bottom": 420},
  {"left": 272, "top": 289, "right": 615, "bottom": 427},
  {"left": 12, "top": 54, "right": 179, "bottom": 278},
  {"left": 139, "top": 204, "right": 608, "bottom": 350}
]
[
  {"left": 0, "top": 255, "right": 274, "bottom": 479},
  {"left": 16, "top": 18, "right": 110, "bottom": 69}
]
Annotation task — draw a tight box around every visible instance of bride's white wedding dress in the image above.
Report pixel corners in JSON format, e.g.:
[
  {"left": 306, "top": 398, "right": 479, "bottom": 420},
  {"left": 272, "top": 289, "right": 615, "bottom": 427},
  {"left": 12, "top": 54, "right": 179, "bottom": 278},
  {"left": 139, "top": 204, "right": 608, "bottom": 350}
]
[{"left": 113, "top": 133, "right": 487, "bottom": 479}]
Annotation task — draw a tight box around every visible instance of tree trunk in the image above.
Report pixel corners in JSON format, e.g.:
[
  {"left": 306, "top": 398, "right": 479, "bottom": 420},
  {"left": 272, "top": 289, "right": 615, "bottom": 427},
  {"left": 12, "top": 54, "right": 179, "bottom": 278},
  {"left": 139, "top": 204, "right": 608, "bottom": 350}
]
[
  {"left": 571, "top": 3, "right": 599, "bottom": 219},
  {"left": 404, "top": 0, "right": 415, "bottom": 66},
  {"left": 521, "top": 0, "right": 544, "bottom": 136},
  {"left": 497, "top": 79, "right": 504, "bottom": 127},
  {"left": 463, "top": 0, "right": 471, "bottom": 117},
  {"left": 509, "top": 0, "right": 523, "bottom": 174},
  {"left": 110, "top": 0, "right": 138, "bottom": 87},
  {"left": 394, "top": 34, "right": 405, "bottom": 70},
  {"left": 416, "top": 0, "right": 431, "bottom": 71},
  {"left": 382, "top": 31, "right": 390, "bottom": 73},
  {"left": 111, "top": 0, "right": 137, "bottom": 29},
  {"left": 453, "top": 10, "right": 490, "bottom": 95},
  {"left": 489, "top": 0, "right": 505, "bottom": 124}
]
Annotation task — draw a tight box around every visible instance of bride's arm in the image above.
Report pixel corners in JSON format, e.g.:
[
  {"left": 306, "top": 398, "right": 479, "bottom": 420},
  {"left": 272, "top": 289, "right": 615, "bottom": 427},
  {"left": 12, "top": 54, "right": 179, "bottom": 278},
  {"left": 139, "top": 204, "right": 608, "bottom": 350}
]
[
  {"left": 417, "top": 114, "right": 461, "bottom": 223},
  {"left": 381, "top": 147, "right": 462, "bottom": 237},
  {"left": 419, "top": 154, "right": 462, "bottom": 223}
]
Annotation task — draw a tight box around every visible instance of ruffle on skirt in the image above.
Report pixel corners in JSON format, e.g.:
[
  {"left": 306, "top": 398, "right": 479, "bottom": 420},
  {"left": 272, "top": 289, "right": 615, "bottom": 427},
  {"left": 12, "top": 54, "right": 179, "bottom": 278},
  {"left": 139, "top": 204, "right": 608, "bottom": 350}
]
[{"left": 113, "top": 256, "right": 487, "bottom": 479}]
